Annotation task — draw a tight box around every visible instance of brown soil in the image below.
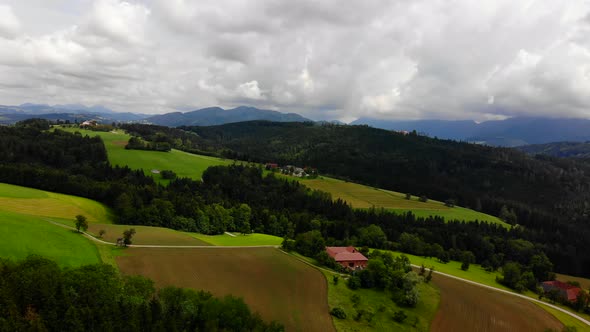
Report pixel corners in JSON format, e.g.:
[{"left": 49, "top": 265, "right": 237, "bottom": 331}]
[
  {"left": 431, "top": 273, "right": 564, "bottom": 332},
  {"left": 88, "top": 224, "right": 210, "bottom": 246},
  {"left": 117, "top": 247, "right": 334, "bottom": 332},
  {"left": 111, "top": 140, "right": 128, "bottom": 146}
]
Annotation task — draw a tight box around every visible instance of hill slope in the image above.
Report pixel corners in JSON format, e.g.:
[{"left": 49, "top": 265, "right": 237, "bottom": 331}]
[
  {"left": 518, "top": 141, "right": 590, "bottom": 159},
  {"left": 146, "top": 106, "right": 311, "bottom": 127}
]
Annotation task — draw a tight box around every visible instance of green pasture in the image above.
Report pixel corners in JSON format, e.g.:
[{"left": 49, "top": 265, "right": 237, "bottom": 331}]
[
  {"left": 190, "top": 232, "right": 283, "bottom": 246},
  {"left": 0, "top": 183, "right": 112, "bottom": 223},
  {"left": 57, "top": 127, "right": 232, "bottom": 182},
  {"left": 0, "top": 211, "right": 100, "bottom": 266},
  {"left": 281, "top": 175, "right": 508, "bottom": 227}
]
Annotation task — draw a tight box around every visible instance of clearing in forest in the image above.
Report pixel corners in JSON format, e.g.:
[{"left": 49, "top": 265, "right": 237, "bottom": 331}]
[
  {"left": 58, "top": 127, "right": 232, "bottom": 181},
  {"left": 117, "top": 247, "right": 335, "bottom": 332}
]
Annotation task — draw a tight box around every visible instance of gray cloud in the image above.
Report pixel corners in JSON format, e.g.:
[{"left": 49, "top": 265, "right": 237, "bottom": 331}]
[{"left": 0, "top": 0, "right": 589, "bottom": 122}]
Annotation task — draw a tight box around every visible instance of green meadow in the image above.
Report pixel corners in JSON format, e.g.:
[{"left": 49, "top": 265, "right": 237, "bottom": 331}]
[
  {"left": 280, "top": 174, "right": 508, "bottom": 227},
  {"left": 57, "top": 127, "right": 232, "bottom": 182},
  {"left": 0, "top": 211, "right": 100, "bottom": 266},
  {"left": 190, "top": 232, "right": 283, "bottom": 246},
  {"left": 0, "top": 183, "right": 112, "bottom": 222}
]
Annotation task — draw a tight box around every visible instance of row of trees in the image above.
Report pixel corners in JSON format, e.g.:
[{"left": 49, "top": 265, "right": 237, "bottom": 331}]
[{"left": 0, "top": 256, "right": 283, "bottom": 331}]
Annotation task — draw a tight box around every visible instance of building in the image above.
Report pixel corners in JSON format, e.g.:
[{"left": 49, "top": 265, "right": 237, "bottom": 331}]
[
  {"left": 541, "top": 280, "right": 582, "bottom": 302},
  {"left": 265, "top": 163, "right": 278, "bottom": 170},
  {"left": 326, "top": 246, "right": 368, "bottom": 270}
]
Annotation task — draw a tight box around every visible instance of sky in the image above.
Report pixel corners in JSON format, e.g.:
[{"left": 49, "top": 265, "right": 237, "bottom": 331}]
[{"left": 0, "top": 0, "right": 589, "bottom": 122}]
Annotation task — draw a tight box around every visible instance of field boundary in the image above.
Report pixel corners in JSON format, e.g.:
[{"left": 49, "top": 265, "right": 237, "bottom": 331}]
[
  {"left": 43, "top": 218, "right": 279, "bottom": 249},
  {"left": 411, "top": 264, "right": 590, "bottom": 327}
]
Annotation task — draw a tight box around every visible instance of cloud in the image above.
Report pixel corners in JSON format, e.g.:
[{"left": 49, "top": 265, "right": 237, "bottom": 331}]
[
  {"left": 0, "top": 5, "right": 21, "bottom": 38},
  {"left": 237, "top": 81, "right": 265, "bottom": 100},
  {"left": 0, "top": 0, "right": 589, "bottom": 121}
]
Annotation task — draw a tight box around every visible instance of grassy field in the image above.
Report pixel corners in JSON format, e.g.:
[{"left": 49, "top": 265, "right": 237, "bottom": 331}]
[
  {"left": 189, "top": 232, "right": 283, "bottom": 246},
  {"left": 430, "top": 271, "right": 563, "bottom": 331},
  {"left": 282, "top": 175, "right": 508, "bottom": 227},
  {"left": 323, "top": 270, "right": 439, "bottom": 332},
  {"left": 0, "top": 183, "right": 113, "bottom": 222},
  {"left": 0, "top": 211, "right": 101, "bottom": 266},
  {"left": 535, "top": 302, "right": 589, "bottom": 331},
  {"left": 83, "top": 223, "right": 211, "bottom": 246},
  {"left": 58, "top": 127, "right": 232, "bottom": 182},
  {"left": 117, "top": 247, "right": 335, "bottom": 332}
]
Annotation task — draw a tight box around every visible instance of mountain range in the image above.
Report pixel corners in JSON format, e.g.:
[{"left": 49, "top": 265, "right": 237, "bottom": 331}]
[
  {"left": 351, "top": 117, "right": 590, "bottom": 146},
  {"left": 145, "top": 106, "right": 311, "bottom": 127}
]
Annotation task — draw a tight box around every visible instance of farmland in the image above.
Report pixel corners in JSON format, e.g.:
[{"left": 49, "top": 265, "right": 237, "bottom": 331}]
[
  {"left": 0, "top": 182, "right": 112, "bottom": 222},
  {"left": 286, "top": 175, "right": 508, "bottom": 226},
  {"left": 117, "top": 247, "right": 334, "bottom": 332},
  {"left": 430, "top": 272, "right": 563, "bottom": 331},
  {"left": 86, "top": 223, "right": 211, "bottom": 246},
  {"left": 0, "top": 210, "right": 100, "bottom": 266},
  {"left": 58, "top": 127, "right": 232, "bottom": 181}
]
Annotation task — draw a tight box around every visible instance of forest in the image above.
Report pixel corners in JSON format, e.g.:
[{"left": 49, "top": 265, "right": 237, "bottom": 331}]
[{"left": 0, "top": 255, "right": 283, "bottom": 331}]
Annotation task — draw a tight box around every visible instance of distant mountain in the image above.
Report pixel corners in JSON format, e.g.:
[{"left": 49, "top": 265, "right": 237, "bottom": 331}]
[
  {"left": 146, "top": 106, "right": 311, "bottom": 127},
  {"left": 352, "top": 117, "right": 590, "bottom": 146},
  {"left": 0, "top": 104, "right": 149, "bottom": 124},
  {"left": 518, "top": 142, "right": 590, "bottom": 159}
]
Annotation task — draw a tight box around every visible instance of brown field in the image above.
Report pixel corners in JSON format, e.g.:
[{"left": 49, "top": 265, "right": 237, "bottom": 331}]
[
  {"left": 88, "top": 223, "right": 210, "bottom": 246},
  {"left": 556, "top": 273, "right": 590, "bottom": 290},
  {"left": 431, "top": 273, "right": 563, "bottom": 332},
  {"left": 117, "top": 247, "right": 334, "bottom": 332}
]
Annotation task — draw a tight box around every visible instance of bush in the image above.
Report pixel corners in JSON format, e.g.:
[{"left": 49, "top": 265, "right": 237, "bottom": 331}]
[
  {"left": 330, "top": 307, "right": 347, "bottom": 319},
  {"left": 160, "top": 170, "right": 177, "bottom": 179},
  {"left": 419, "top": 195, "right": 428, "bottom": 202},
  {"left": 347, "top": 276, "right": 361, "bottom": 290},
  {"left": 393, "top": 310, "right": 407, "bottom": 323}
]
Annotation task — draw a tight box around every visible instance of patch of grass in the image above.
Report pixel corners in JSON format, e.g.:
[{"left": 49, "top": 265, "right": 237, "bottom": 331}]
[
  {"left": 322, "top": 269, "right": 439, "bottom": 332},
  {"left": 535, "top": 302, "right": 589, "bottom": 331},
  {"left": 58, "top": 127, "right": 232, "bottom": 182},
  {"left": 280, "top": 175, "right": 508, "bottom": 227},
  {"left": 555, "top": 273, "right": 590, "bottom": 290},
  {"left": 0, "top": 211, "right": 101, "bottom": 267},
  {"left": 189, "top": 232, "right": 283, "bottom": 246},
  {"left": 0, "top": 183, "right": 113, "bottom": 223}
]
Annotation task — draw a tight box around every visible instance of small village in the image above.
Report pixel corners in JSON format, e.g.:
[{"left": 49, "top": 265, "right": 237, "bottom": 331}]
[{"left": 265, "top": 163, "right": 319, "bottom": 178}]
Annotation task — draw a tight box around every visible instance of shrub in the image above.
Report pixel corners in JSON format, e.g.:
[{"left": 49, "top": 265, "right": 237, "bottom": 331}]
[
  {"left": 330, "top": 307, "right": 347, "bottom": 319},
  {"left": 419, "top": 195, "right": 428, "bottom": 202},
  {"left": 347, "top": 276, "right": 361, "bottom": 290},
  {"left": 160, "top": 170, "right": 177, "bottom": 179},
  {"left": 393, "top": 310, "right": 407, "bottom": 323}
]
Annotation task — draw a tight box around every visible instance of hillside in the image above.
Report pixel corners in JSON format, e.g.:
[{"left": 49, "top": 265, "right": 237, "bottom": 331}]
[
  {"left": 518, "top": 141, "right": 590, "bottom": 159},
  {"left": 146, "top": 106, "right": 311, "bottom": 127},
  {"left": 58, "top": 127, "right": 232, "bottom": 181},
  {"left": 184, "top": 121, "right": 590, "bottom": 276}
]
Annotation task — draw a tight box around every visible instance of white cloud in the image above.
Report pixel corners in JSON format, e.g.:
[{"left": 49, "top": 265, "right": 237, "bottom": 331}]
[
  {"left": 0, "top": 5, "right": 21, "bottom": 38},
  {"left": 237, "top": 80, "right": 265, "bottom": 100},
  {"left": 0, "top": 0, "right": 590, "bottom": 121}
]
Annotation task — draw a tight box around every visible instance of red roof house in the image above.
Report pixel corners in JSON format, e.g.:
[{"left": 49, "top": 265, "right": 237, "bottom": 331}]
[
  {"left": 326, "top": 246, "right": 368, "bottom": 270},
  {"left": 541, "top": 280, "right": 582, "bottom": 302}
]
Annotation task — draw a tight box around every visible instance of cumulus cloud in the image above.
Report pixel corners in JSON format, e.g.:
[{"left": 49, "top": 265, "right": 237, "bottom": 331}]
[{"left": 0, "top": 0, "right": 589, "bottom": 121}]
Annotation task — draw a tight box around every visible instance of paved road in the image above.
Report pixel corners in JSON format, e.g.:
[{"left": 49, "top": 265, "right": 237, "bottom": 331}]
[{"left": 44, "top": 218, "right": 590, "bottom": 327}]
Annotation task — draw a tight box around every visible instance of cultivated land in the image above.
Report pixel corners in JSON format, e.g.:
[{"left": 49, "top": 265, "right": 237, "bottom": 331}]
[
  {"left": 0, "top": 210, "right": 100, "bottom": 266},
  {"left": 117, "top": 247, "right": 335, "bottom": 332},
  {"left": 84, "top": 223, "right": 211, "bottom": 246},
  {"left": 430, "top": 272, "right": 563, "bottom": 331},
  {"left": 0, "top": 183, "right": 112, "bottom": 222},
  {"left": 283, "top": 175, "right": 508, "bottom": 227},
  {"left": 556, "top": 273, "right": 590, "bottom": 290},
  {"left": 189, "top": 232, "right": 282, "bottom": 246},
  {"left": 58, "top": 127, "right": 232, "bottom": 181}
]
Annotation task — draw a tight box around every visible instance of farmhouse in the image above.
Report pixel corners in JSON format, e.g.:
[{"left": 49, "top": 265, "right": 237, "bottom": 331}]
[
  {"left": 265, "top": 163, "right": 278, "bottom": 170},
  {"left": 326, "top": 246, "right": 368, "bottom": 270},
  {"left": 541, "top": 280, "right": 582, "bottom": 302}
]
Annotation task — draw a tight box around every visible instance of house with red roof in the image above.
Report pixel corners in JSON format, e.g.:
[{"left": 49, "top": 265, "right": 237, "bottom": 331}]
[
  {"left": 326, "top": 246, "right": 368, "bottom": 270},
  {"left": 541, "top": 280, "right": 582, "bottom": 302}
]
